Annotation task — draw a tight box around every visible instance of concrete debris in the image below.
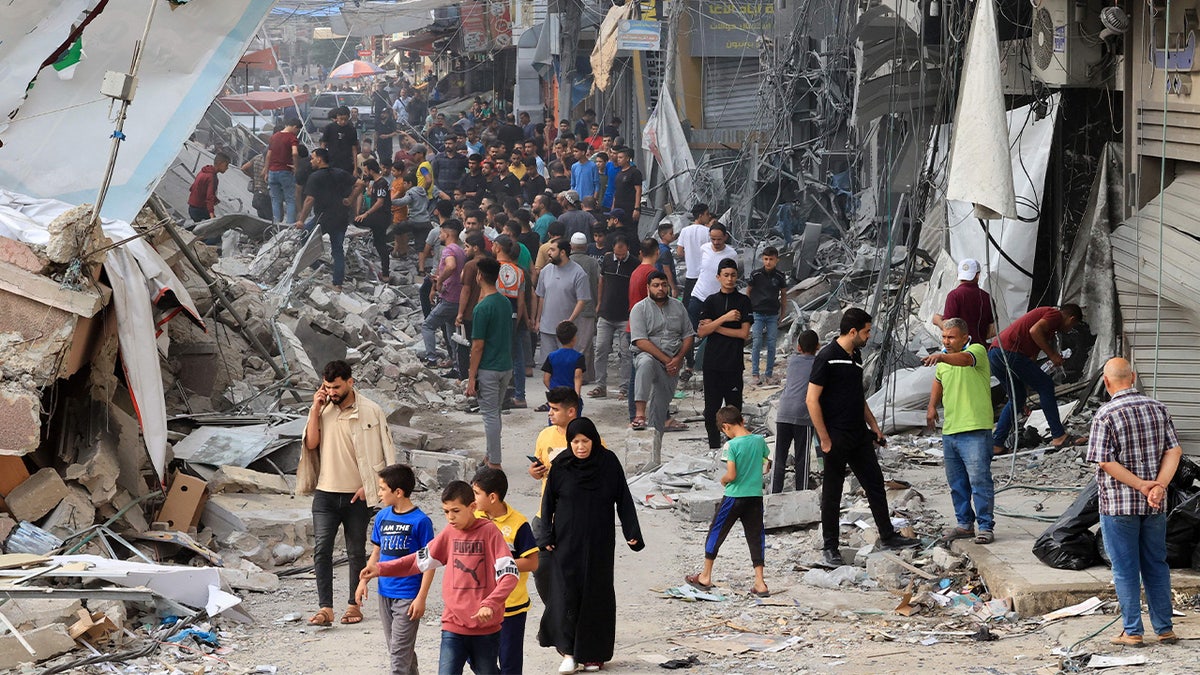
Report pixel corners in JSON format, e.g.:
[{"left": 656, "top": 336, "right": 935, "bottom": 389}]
[
  {"left": 0, "top": 623, "right": 76, "bottom": 670},
  {"left": 209, "top": 465, "right": 293, "bottom": 494},
  {"left": 0, "top": 598, "right": 83, "bottom": 631},
  {"left": 5, "top": 468, "right": 68, "bottom": 523}
]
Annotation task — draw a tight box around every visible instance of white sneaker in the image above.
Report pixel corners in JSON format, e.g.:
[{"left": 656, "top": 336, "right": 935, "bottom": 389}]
[
  {"left": 584, "top": 664, "right": 601, "bottom": 672},
  {"left": 559, "top": 655, "right": 578, "bottom": 673}
]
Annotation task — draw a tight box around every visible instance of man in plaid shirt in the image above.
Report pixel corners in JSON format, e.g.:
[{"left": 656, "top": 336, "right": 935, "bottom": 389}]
[{"left": 1086, "top": 357, "right": 1184, "bottom": 647}]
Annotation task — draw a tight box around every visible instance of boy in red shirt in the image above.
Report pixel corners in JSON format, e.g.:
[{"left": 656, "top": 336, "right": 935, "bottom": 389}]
[{"left": 361, "top": 481, "right": 518, "bottom": 675}]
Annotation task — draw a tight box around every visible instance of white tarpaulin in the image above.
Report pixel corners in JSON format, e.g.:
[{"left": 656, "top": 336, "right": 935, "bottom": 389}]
[
  {"left": 642, "top": 85, "right": 697, "bottom": 209},
  {"left": 331, "top": 0, "right": 461, "bottom": 37},
  {"left": 945, "top": 0, "right": 1016, "bottom": 220},
  {"left": 0, "top": 0, "right": 94, "bottom": 122},
  {"left": 0, "top": 189, "right": 203, "bottom": 482},
  {"left": 0, "top": 0, "right": 275, "bottom": 224},
  {"left": 947, "top": 96, "right": 1058, "bottom": 327},
  {"left": 591, "top": 3, "right": 635, "bottom": 91}
]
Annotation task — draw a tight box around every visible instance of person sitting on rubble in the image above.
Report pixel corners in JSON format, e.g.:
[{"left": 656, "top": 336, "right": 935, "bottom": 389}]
[
  {"left": 924, "top": 317, "right": 996, "bottom": 545},
  {"left": 297, "top": 360, "right": 396, "bottom": 628},
  {"left": 989, "top": 304, "right": 1085, "bottom": 455}
]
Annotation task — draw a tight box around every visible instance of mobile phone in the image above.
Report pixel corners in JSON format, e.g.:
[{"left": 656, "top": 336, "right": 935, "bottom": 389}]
[{"left": 526, "top": 455, "right": 543, "bottom": 466}]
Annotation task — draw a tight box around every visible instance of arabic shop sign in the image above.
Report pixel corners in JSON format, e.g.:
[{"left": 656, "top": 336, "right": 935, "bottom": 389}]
[{"left": 690, "top": 0, "right": 774, "bottom": 57}]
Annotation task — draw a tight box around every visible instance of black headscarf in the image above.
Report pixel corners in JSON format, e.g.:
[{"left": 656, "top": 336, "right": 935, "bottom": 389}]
[{"left": 561, "top": 417, "right": 608, "bottom": 487}]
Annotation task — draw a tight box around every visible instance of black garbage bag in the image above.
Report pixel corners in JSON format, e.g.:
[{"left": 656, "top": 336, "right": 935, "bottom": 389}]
[
  {"left": 1166, "top": 488, "right": 1200, "bottom": 568},
  {"left": 1033, "top": 479, "right": 1101, "bottom": 570}
]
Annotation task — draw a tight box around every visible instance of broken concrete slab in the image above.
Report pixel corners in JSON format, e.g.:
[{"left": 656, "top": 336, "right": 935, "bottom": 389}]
[
  {"left": 390, "top": 425, "right": 447, "bottom": 451},
  {"left": 0, "top": 237, "right": 50, "bottom": 275},
  {"left": 275, "top": 321, "right": 319, "bottom": 385},
  {"left": 763, "top": 490, "right": 821, "bottom": 529},
  {"left": 675, "top": 492, "right": 722, "bottom": 523},
  {"left": 0, "top": 384, "right": 41, "bottom": 457},
  {"left": 208, "top": 465, "right": 292, "bottom": 495},
  {"left": 0, "top": 623, "right": 77, "bottom": 670},
  {"left": 63, "top": 436, "right": 120, "bottom": 505},
  {"left": 41, "top": 486, "right": 95, "bottom": 540},
  {"left": 405, "top": 448, "right": 474, "bottom": 488},
  {"left": 202, "top": 493, "right": 312, "bottom": 548},
  {"left": 0, "top": 598, "right": 83, "bottom": 631},
  {"left": 865, "top": 551, "right": 908, "bottom": 589},
  {"left": 5, "top": 468, "right": 68, "bottom": 523}
]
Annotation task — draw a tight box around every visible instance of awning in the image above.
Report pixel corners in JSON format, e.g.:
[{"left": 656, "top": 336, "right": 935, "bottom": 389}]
[
  {"left": 391, "top": 31, "right": 447, "bottom": 57},
  {"left": 238, "top": 46, "right": 277, "bottom": 70},
  {"left": 218, "top": 91, "right": 308, "bottom": 114},
  {"left": 331, "top": 0, "right": 461, "bottom": 37}
]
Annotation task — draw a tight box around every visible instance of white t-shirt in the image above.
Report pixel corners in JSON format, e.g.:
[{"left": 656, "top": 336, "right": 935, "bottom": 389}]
[
  {"left": 690, "top": 243, "right": 738, "bottom": 302},
  {"left": 677, "top": 223, "right": 710, "bottom": 279}
]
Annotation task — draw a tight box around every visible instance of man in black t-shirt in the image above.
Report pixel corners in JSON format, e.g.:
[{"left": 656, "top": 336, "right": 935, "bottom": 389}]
[
  {"left": 697, "top": 258, "right": 752, "bottom": 448},
  {"left": 320, "top": 106, "right": 359, "bottom": 174},
  {"left": 295, "top": 148, "right": 354, "bottom": 291},
  {"left": 806, "top": 308, "right": 918, "bottom": 566},
  {"left": 589, "top": 236, "right": 635, "bottom": 399},
  {"left": 488, "top": 156, "right": 523, "bottom": 201},
  {"left": 353, "top": 159, "right": 393, "bottom": 281},
  {"left": 611, "top": 147, "right": 643, "bottom": 227}
]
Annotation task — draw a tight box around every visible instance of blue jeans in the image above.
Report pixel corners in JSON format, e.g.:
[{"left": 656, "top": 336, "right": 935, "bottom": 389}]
[
  {"left": 423, "top": 300, "right": 459, "bottom": 363},
  {"left": 1101, "top": 514, "right": 1173, "bottom": 636},
  {"left": 942, "top": 429, "right": 995, "bottom": 532},
  {"left": 321, "top": 224, "right": 347, "bottom": 287},
  {"left": 988, "top": 347, "right": 1064, "bottom": 449},
  {"left": 268, "top": 169, "right": 296, "bottom": 222},
  {"left": 438, "top": 629, "right": 500, "bottom": 675},
  {"left": 750, "top": 313, "right": 779, "bottom": 377},
  {"left": 498, "top": 611, "right": 526, "bottom": 675}
]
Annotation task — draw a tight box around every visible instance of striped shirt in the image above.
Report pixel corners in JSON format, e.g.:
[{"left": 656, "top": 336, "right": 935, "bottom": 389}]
[{"left": 1086, "top": 388, "right": 1180, "bottom": 516}]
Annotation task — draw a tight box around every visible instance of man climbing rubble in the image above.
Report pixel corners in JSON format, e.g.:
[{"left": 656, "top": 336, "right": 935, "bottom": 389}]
[
  {"left": 989, "top": 304, "right": 1084, "bottom": 455},
  {"left": 807, "top": 308, "right": 918, "bottom": 566},
  {"left": 297, "top": 360, "right": 396, "bottom": 628},
  {"left": 294, "top": 148, "right": 354, "bottom": 292}
]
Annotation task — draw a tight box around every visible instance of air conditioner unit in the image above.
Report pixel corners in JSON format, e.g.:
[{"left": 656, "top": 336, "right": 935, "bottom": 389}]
[{"left": 1029, "top": 0, "right": 1104, "bottom": 87}]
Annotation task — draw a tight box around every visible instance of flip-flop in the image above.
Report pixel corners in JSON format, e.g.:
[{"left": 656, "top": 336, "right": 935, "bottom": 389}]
[
  {"left": 1050, "top": 434, "right": 1088, "bottom": 449},
  {"left": 684, "top": 573, "right": 713, "bottom": 591},
  {"left": 663, "top": 421, "right": 689, "bottom": 432},
  {"left": 629, "top": 416, "right": 647, "bottom": 430},
  {"left": 749, "top": 588, "right": 771, "bottom": 598},
  {"left": 340, "top": 605, "right": 363, "bottom": 624}
]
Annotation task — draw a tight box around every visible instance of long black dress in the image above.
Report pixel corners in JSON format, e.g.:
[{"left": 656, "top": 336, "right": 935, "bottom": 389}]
[{"left": 537, "top": 447, "right": 644, "bottom": 663}]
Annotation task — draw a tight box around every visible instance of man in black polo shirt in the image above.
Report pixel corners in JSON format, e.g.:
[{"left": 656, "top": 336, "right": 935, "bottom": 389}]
[
  {"left": 806, "top": 308, "right": 918, "bottom": 566},
  {"left": 697, "top": 258, "right": 752, "bottom": 448},
  {"left": 320, "top": 106, "right": 359, "bottom": 174},
  {"left": 294, "top": 148, "right": 354, "bottom": 291}
]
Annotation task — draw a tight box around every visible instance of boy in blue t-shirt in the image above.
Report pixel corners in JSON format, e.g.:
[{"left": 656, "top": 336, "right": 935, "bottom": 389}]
[
  {"left": 685, "top": 406, "right": 772, "bottom": 597},
  {"left": 538, "top": 320, "right": 586, "bottom": 412},
  {"left": 356, "top": 464, "right": 436, "bottom": 675}
]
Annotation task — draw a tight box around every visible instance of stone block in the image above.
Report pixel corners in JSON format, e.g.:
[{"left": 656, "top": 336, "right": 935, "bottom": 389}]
[
  {"left": 64, "top": 436, "right": 120, "bottom": 505},
  {"left": 406, "top": 448, "right": 474, "bottom": 487},
  {"left": 308, "top": 286, "right": 333, "bottom": 311},
  {"left": 0, "top": 514, "right": 16, "bottom": 543},
  {"left": 930, "top": 546, "right": 964, "bottom": 573},
  {"left": 208, "top": 465, "right": 292, "bottom": 495},
  {"left": 675, "top": 492, "right": 723, "bottom": 523},
  {"left": 202, "top": 492, "right": 312, "bottom": 547},
  {"left": 5, "top": 468, "right": 68, "bottom": 523},
  {"left": 762, "top": 490, "right": 821, "bottom": 529},
  {"left": 0, "top": 623, "right": 77, "bottom": 670},
  {"left": 1, "top": 598, "right": 82, "bottom": 631},
  {"left": 865, "top": 551, "right": 908, "bottom": 589},
  {"left": 41, "top": 486, "right": 95, "bottom": 539},
  {"left": 0, "top": 384, "right": 41, "bottom": 456}
]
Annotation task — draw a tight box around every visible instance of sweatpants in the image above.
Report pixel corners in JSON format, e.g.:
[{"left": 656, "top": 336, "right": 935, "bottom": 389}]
[
  {"left": 379, "top": 595, "right": 422, "bottom": 675},
  {"left": 498, "top": 611, "right": 527, "bottom": 675},
  {"left": 704, "top": 495, "right": 765, "bottom": 567},
  {"left": 703, "top": 368, "right": 743, "bottom": 448},
  {"left": 772, "top": 423, "right": 814, "bottom": 493},
  {"left": 820, "top": 429, "right": 897, "bottom": 551}
]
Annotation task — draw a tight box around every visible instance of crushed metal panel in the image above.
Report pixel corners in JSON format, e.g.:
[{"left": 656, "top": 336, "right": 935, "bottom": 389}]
[
  {"left": 1111, "top": 171, "right": 1200, "bottom": 451},
  {"left": 172, "top": 425, "right": 279, "bottom": 468}
]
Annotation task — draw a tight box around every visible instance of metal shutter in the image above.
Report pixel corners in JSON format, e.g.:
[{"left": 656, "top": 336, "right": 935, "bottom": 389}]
[{"left": 703, "top": 57, "right": 762, "bottom": 130}]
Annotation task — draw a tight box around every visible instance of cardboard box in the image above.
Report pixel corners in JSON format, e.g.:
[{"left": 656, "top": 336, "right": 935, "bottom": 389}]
[{"left": 155, "top": 470, "right": 208, "bottom": 531}]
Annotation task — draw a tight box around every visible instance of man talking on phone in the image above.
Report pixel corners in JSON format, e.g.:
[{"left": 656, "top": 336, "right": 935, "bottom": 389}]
[
  {"left": 806, "top": 308, "right": 918, "bottom": 567},
  {"left": 296, "top": 360, "right": 396, "bottom": 627}
]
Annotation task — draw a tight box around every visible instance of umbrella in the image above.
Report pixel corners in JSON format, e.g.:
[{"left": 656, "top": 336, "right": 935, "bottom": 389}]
[{"left": 328, "top": 59, "right": 385, "bottom": 79}]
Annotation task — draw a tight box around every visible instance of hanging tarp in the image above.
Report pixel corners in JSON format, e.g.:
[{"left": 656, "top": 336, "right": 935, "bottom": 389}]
[
  {"left": 0, "top": 189, "right": 204, "bottom": 482},
  {"left": 945, "top": 0, "right": 1017, "bottom": 220},
  {"left": 331, "top": 0, "right": 462, "bottom": 37},
  {"left": 591, "top": 2, "right": 635, "bottom": 91},
  {"left": 0, "top": 0, "right": 275, "bottom": 224},
  {"left": 0, "top": 0, "right": 95, "bottom": 125},
  {"left": 642, "top": 85, "right": 697, "bottom": 209},
  {"left": 947, "top": 96, "right": 1058, "bottom": 327}
]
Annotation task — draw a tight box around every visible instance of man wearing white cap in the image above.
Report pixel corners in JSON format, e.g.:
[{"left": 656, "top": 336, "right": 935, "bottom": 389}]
[{"left": 932, "top": 258, "right": 995, "bottom": 344}]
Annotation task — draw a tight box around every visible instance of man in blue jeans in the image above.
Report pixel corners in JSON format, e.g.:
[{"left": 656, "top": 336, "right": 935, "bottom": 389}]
[
  {"left": 1087, "top": 357, "right": 1183, "bottom": 647},
  {"left": 925, "top": 318, "right": 996, "bottom": 544},
  {"left": 296, "top": 360, "right": 396, "bottom": 627},
  {"left": 988, "top": 304, "right": 1083, "bottom": 453},
  {"left": 294, "top": 148, "right": 353, "bottom": 291}
]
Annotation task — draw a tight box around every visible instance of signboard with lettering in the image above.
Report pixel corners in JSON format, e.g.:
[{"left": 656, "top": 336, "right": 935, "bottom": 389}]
[
  {"left": 617, "top": 19, "right": 662, "bottom": 51},
  {"left": 461, "top": 0, "right": 512, "bottom": 51},
  {"left": 690, "top": 0, "right": 774, "bottom": 57},
  {"left": 461, "top": 1, "right": 489, "bottom": 52}
]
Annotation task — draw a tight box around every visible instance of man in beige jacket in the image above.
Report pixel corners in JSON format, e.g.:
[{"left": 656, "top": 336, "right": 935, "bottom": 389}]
[{"left": 297, "top": 360, "right": 395, "bottom": 627}]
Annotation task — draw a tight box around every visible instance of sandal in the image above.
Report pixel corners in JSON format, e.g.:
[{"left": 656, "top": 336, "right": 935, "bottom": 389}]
[
  {"left": 535, "top": 403, "right": 550, "bottom": 412},
  {"left": 943, "top": 526, "right": 974, "bottom": 542},
  {"left": 340, "top": 604, "right": 363, "bottom": 624},
  {"left": 684, "top": 573, "right": 713, "bottom": 591},
  {"left": 308, "top": 608, "right": 334, "bottom": 626},
  {"left": 974, "top": 530, "right": 994, "bottom": 544},
  {"left": 750, "top": 587, "right": 770, "bottom": 598},
  {"left": 588, "top": 386, "right": 607, "bottom": 399},
  {"left": 1050, "top": 434, "right": 1088, "bottom": 449},
  {"left": 630, "top": 416, "right": 647, "bottom": 430},
  {"left": 663, "top": 420, "right": 689, "bottom": 432}
]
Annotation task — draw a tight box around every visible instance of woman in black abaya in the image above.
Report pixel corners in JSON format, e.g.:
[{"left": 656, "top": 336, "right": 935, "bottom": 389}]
[{"left": 538, "top": 417, "right": 644, "bottom": 673}]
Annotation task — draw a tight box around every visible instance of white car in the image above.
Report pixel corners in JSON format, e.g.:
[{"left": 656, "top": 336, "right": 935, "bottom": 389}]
[{"left": 307, "top": 91, "right": 374, "bottom": 130}]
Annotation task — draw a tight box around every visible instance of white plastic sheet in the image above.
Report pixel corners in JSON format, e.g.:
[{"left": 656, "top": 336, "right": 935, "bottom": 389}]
[
  {"left": 0, "top": 0, "right": 275, "bottom": 223},
  {"left": 947, "top": 96, "right": 1059, "bottom": 327},
  {"left": 0, "top": 0, "right": 94, "bottom": 123},
  {"left": 642, "top": 85, "right": 697, "bottom": 209}
]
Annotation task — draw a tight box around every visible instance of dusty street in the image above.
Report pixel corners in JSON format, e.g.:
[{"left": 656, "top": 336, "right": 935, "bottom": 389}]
[{"left": 215, "top": 376, "right": 1200, "bottom": 674}]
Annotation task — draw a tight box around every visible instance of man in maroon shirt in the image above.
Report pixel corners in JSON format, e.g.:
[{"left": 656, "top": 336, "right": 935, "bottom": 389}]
[
  {"left": 933, "top": 258, "right": 995, "bottom": 344},
  {"left": 988, "top": 304, "right": 1083, "bottom": 454}
]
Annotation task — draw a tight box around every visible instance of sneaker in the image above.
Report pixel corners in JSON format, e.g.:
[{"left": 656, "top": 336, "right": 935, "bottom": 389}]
[
  {"left": 1157, "top": 631, "right": 1180, "bottom": 644},
  {"left": 583, "top": 663, "right": 602, "bottom": 672},
  {"left": 441, "top": 369, "right": 462, "bottom": 380},
  {"left": 880, "top": 534, "right": 920, "bottom": 550},
  {"left": 558, "top": 655, "right": 578, "bottom": 673},
  {"left": 1110, "top": 632, "right": 1144, "bottom": 647},
  {"left": 752, "top": 375, "right": 762, "bottom": 386},
  {"left": 821, "top": 549, "right": 845, "bottom": 567}
]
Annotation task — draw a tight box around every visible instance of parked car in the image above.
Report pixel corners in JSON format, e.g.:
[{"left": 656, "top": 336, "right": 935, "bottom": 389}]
[{"left": 306, "top": 91, "right": 373, "bottom": 131}]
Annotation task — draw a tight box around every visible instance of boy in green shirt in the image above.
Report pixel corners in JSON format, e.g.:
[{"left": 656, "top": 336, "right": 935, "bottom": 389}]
[{"left": 685, "top": 406, "right": 772, "bottom": 597}]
